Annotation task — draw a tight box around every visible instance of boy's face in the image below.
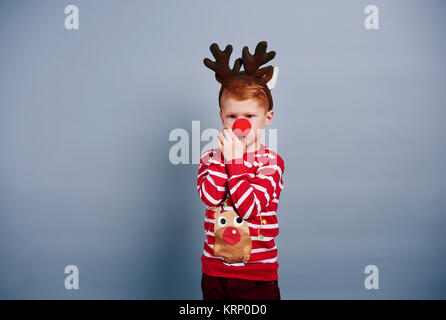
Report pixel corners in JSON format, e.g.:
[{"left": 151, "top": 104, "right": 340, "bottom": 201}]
[{"left": 219, "top": 90, "right": 274, "bottom": 151}]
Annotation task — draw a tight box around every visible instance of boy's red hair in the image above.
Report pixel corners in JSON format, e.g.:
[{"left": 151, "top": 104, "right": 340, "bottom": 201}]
[{"left": 218, "top": 77, "right": 271, "bottom": 112}]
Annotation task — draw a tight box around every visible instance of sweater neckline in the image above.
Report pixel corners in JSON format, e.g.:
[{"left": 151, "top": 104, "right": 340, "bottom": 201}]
[{"left": 245, "top": 143, "right": 267, "bottom": 155}]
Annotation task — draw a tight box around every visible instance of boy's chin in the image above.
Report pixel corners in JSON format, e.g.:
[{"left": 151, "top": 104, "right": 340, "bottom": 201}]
[{"left": 245, "top": 141, "right": 259, "bottom": 152}]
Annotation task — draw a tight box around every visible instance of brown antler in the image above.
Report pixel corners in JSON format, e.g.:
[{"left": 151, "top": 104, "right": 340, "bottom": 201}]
[
  {"left": 242, "top": 41, "right": 276, "bottom": 83},
  {"left": 203, "top": 43, "right": 243, "bottom": 84}
]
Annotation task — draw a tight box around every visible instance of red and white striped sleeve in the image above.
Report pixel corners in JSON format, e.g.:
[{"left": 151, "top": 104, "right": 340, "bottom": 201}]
[
  {"left": 197, "top": 149, "right": 228, "bottom": 207},
  {"left": 226, "top": 154, "right": 284, "bottom": 220}
]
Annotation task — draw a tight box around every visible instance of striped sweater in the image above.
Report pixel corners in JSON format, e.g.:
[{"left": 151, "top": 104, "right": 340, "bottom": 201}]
[{"left": 197, "top": 144, "right": 285, "bottom": 281}]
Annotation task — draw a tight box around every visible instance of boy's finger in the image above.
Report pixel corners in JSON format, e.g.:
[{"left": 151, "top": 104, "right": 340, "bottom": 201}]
[
  {"left": 218, "top": 135, "right": 226, "bottom": 147},
  {"left": 219, "top": 131, "right": 227, "bottom": 144},
  {"left": 228, "top": 129, "right": 237, "bottom": 139},
  {"left": 223, "top": 129, "right": 231, "bottom": 141},
  {"left": 217, "top": 137, "right": 223, "bottom": 151}
]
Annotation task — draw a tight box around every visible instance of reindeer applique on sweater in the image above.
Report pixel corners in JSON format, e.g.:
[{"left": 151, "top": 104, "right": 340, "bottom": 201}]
[{"left": 213, "top": 204, "right": 252, "bottom": 263}]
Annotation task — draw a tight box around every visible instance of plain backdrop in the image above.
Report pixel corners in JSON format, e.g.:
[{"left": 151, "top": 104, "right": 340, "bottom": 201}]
[{"left": 0, "top": 0, "right": 445, "bottom": 299}]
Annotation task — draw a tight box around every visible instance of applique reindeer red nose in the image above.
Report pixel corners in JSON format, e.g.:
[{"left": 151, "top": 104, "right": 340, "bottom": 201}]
[
  {"left": 223, "top": 226, "right": 241, "bottom": 245},
  {"left": 232, "top": 118, "right": 252, "bottom": 137}
]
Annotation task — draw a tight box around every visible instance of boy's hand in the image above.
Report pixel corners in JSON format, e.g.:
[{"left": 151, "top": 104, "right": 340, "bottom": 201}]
[{"left": 217, "top": 129, "right": 247, "bottom": 163}]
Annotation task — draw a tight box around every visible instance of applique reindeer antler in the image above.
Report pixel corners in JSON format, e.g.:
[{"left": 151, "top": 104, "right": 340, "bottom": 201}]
[{"left": 203, "top": 41, "right": 279, "bottom": 109}]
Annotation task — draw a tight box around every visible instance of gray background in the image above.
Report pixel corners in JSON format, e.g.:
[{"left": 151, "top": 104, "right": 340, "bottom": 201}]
[{"left": 0, "top": 0, "right": 445, "bottom": 299}]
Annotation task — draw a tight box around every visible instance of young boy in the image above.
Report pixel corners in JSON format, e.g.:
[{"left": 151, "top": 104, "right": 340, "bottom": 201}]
[{"left": 197, "top": 41, "right": 285, "bottom": 300}]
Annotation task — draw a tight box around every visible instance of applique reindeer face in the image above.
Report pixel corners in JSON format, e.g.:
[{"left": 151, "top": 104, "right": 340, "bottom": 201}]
[{"left": 213, "top": 207, "right": 252, "bottom": 263}]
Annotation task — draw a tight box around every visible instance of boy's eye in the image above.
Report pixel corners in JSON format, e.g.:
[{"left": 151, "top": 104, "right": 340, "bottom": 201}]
[
  {"left": 228, "top": 115, "right": 236, "bottom": 119},
  {"left": 246, "top": 115, "right": 254, "bottom": 118}
]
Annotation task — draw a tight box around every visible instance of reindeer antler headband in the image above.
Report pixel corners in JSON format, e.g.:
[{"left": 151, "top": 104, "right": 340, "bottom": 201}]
[{"left": 203, "top": 41, "right": 279, "bottom": 110}]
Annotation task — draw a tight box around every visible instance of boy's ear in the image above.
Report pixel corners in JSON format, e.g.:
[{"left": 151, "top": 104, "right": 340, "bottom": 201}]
[{"left": 264, "top": 110, "right": 274, "bottom": 127}]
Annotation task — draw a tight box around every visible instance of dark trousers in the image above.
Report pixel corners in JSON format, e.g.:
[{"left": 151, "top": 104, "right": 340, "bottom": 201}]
[{"left": 201, "top": 273, "right": 281, "bottom": 300}]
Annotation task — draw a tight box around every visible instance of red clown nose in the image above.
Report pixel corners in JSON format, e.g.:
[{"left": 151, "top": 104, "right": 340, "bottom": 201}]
[{"left": 232, "top": 118, "right": 252, "bottom": 137}]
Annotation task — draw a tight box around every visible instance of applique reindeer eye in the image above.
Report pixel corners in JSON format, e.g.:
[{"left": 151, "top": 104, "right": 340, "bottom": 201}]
[
  {"left": 233, "top": 216, "right": 244, "bottom": 227},
  {"left": 217, "top": 216, "right": 227, "bottom": 227}
]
